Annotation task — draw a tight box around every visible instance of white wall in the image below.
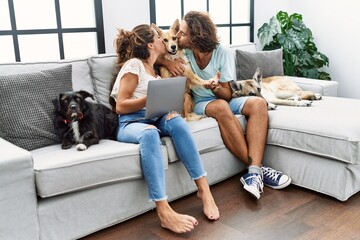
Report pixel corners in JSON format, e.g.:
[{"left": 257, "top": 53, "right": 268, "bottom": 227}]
[
  {"left": 103, "top": 0, "right": 360, "bottom": 99},
  {"left": 102, "top": 0, "right": 150, "bottom": 54},
  {"left": 289, "top": 0, "right": 360, "bottom": 99}
]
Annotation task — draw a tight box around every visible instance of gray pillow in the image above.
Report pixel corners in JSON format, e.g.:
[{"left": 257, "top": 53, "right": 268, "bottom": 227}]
[
  {"left": 0, "top": 65, "right": 73, "bottom": 151},
  {"left": 235, "top": 48, "right": 284, "bottom": 80}
]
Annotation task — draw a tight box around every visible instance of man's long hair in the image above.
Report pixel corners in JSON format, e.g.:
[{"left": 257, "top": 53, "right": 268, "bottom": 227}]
[{"left": 184, "top": 11, "right": 220, "bottom": 53}]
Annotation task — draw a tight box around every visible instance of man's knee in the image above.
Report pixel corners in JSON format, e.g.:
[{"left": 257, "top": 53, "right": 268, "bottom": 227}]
[
  {"left": 244, "top": 97, "right": 268, "bottom": 115},
  {"left": 206, "top": 99, "right": 232, "bottom": 117}
]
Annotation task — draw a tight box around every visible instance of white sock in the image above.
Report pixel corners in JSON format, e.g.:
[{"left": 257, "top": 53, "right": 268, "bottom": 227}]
[{"left": 248, "top": 165, "right": 262, "bottom": 178}]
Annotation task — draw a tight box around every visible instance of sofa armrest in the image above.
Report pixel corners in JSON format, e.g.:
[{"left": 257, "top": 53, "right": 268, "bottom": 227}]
[
  {"left": 0, "top": 138, "right": 39, "bottom": 240},
  {"left": 288, "top": 76, "right": 339, "bottom": 97}
]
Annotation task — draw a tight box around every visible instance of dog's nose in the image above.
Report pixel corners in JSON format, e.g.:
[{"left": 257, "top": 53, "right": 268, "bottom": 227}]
[
  {"left": 171, "top": 45, "right": 176, "bottom": 50},
  {"left": 70, "top": 104, "right": 77, "bottom": 110}
]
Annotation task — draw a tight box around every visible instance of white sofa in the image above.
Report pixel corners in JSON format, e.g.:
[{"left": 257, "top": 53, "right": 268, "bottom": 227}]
[{"left": 1, "top": 43, "right": 359, "bottom": 240}]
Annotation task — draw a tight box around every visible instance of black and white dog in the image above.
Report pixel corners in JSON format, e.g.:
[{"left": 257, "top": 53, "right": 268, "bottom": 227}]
[{"left": 53, "top": 90, "right": 118, "bottom": 151}]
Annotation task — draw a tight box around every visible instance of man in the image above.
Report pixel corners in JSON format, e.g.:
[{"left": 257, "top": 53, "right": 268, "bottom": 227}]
[{"left": 158, "top": 11, "right": 291, "bottom": 199}]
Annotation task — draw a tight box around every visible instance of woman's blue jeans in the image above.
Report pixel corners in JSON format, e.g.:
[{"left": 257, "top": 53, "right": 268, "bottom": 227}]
[{"left": 117, "top": 110, "right": 206, "bottom": 202}]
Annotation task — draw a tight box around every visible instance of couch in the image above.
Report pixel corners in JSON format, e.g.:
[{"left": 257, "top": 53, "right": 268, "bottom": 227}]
[{"left": 1, "top": 43, "right": 359, "bottom": 240}]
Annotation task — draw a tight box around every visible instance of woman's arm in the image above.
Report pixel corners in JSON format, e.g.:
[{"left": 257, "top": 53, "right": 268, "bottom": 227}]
[
  {"left": 116, "top": 73, "right": 146, "bottom": 114},
  {"left": 156, "top": 55, "right": 185, "bottom": 76}
]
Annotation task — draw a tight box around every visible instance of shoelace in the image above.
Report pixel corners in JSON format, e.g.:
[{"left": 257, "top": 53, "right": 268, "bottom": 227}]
[
  {"left": 245, "top": 174, "right": 264, "bottom": 193},
  {"left": 262, "top": 167, "right": 282, "bottom": 181}
]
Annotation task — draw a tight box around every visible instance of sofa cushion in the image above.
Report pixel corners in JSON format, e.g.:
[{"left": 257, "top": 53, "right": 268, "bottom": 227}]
[
  {"left": 162, "top": 115, "right": 247, "bottom": 162},
  {"left": 235, "top": 48, "right": 284, "bottom": 80},
  {"left": 0, "top": 65, "right": 72, "bottom": 151},
  {"left": 267, "top": 96, "right": 360, "bottom": 164},
  {"left": 0, "top": 58, "right": 94, "bottom": 100},
  {"left": 32, "top": 140, "right": 168, "bottom": 198},
  {"left": 88, "top": 54, "right": 118, "bottom": 109}
]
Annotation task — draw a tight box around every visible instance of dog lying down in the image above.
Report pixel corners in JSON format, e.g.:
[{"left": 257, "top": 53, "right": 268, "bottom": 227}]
[
  {"left": 52, "top": 90, "right": 118, "bottom": 151},
  {"left": 230, "top": 67, "right": 322, "bottom": 110}
]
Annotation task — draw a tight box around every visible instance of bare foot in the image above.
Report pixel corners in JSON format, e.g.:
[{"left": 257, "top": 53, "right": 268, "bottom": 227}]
[
  {"left": 197, "top": 190, "right": 220, "bottom": 221},
  {"left": 157, "top": 201, "right": 198, "bottom": 234}
]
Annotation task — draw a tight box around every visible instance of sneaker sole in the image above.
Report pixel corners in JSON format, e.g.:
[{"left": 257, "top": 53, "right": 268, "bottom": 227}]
[
  {"left": 240, "top": 178, "right": 261, "bottom": 199},
  {"left": 264, "top": 177, "right": 292, "bottom": 190}
]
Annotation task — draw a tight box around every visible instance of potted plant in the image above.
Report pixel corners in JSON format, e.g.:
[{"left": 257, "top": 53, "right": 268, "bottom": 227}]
[{"left": 257, "top": 11, "right": 331, "bottom": 80}]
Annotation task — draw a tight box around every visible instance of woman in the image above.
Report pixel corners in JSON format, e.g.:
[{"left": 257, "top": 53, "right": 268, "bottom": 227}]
[{"left": 109, "top": 24, "right": 219, "bottom": 234}]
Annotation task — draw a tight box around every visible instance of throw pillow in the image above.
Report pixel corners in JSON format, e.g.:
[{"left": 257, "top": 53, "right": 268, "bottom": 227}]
[
  {"left": 0, "top": 64, "right": 73, "bottom": 151},
  {"left": 235, "top": 48, "right": 284, "bottom": 80}
]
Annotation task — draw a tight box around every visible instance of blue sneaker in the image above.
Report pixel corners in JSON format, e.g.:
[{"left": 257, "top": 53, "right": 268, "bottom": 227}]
[
  {"left": 240, "top": 173, "right": 263, "bottom": 199},
  {"left": 261, "top": 166, "right": 291, "bottom": 189}
]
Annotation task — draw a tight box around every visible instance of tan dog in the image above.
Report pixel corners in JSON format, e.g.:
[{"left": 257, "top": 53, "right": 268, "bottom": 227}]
[
  {"left": 230, "top": 67, "right": 322, "bottom": 110},
  {"left": 151, "top": 20, "right": 207, "bottom": 121}
]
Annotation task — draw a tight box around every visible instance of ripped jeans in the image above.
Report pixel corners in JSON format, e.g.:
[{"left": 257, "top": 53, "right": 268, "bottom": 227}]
[{"left": 116, "top": 109, "right": 207, "bottom": 202}]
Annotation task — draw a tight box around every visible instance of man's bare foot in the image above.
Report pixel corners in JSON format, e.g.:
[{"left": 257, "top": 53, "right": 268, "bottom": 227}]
[{"left": 157, "top": 201, "right": 198, "bottom": 234}]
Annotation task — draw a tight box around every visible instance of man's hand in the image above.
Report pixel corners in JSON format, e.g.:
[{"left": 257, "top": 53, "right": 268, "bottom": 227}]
[{"left": 203, "top": 71, "right": 221, "bottom": 91}]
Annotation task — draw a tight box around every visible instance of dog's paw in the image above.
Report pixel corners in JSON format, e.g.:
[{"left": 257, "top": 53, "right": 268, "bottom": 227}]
[
  {"left": 61, "top": 142, "right": 72, "bottom": 149},
  {"left": 76, "top": 143, "right": 87, "bottom": 151},
  {"left": 267, "top": 103, "right": 277, "bottom": 110},
  {"left": 314, "top": 93, "right": 322, "bottom": 100},
  {"left": 185, "top": 112, "right": 204, "bottom": 121},
  {"left": 297, "top": 100, "right": 312, "bottom": 107}
]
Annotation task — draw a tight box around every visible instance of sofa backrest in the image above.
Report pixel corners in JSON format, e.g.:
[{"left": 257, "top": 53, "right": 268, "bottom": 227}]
[
  {"left": 0, "top": 58, "right": 96, "bottom": 101},
  {"left": 0, "top": 43, "right": 257, "bottom": 108}
]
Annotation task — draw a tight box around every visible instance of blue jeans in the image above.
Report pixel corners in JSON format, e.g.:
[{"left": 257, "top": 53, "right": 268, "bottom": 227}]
[{"left": 116, "top": 109, "right": 206, "bottom": 201}]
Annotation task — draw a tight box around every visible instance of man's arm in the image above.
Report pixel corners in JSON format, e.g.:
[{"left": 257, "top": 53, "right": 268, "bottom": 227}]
[
  {"left": 211, "top": 81, "right": 232, "bottom": 101},
  {"left": 203, "top": 72, "right": 232, "bottom": 101}
]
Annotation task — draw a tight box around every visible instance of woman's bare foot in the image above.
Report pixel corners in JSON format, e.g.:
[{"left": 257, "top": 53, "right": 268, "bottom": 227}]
[
  {"left": 196, "top": 178, "right": 220, "bottom": 221},
  {"left": 156, "top": 201, "right": 198, "bottom": 234}
]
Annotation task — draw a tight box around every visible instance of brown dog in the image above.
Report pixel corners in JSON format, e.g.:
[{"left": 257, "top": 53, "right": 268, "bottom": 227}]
[
  {"left": 152, "top": 20, "right": 207, "bottom": 121},
  {"left": 230, "top": 67, "right": 322, "bottom": 110}
]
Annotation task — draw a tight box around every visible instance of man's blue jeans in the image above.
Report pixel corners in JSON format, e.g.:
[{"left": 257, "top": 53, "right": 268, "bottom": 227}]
[{"left": 117, "top": 110, "right": 206, "bottom": 201}]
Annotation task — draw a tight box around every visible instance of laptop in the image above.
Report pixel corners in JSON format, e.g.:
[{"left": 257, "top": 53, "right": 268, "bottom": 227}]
[{"left": 145, "top": 77, "right": 186, "bottom": 119}]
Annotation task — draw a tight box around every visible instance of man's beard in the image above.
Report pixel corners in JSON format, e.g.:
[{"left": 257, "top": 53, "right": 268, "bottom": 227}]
[{"left": 178, "top": 41, "right": 189, "bottom": 50}]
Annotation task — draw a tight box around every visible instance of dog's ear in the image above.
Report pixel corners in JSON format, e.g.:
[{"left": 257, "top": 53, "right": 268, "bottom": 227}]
[
  {"left": 52, "top": 94, "right": 62, "bottom": 112},
  {"left": 229, "top": 80, "right": 241, "bottom": 98},
  {"left": 229, "top": 80, "right": 240, "bottom": 91},
  {"left": 151, "top": 23, "right": 163, "bottom": 36},
  {"left": 170, "top": 19, "right": 180, "bottom": 33},
  {"left": 253, "top": 67, "right": 263, "bottom": 83},
  {"left": 78, "top": 90, "right": 94, "bottom": 100}
]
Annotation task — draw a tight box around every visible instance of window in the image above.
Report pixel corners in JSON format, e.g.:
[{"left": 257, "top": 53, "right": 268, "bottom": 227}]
[
  {"left": 149, "top": 0, "right": 254, "bottom": 45},
  {"left": 0, "top": 0, "right": 105, "bottom": 63}
]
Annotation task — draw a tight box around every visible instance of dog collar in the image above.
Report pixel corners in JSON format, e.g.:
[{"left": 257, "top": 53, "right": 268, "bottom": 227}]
[{"left": 63, "top": 115, "right": 84, "bottom": 124}]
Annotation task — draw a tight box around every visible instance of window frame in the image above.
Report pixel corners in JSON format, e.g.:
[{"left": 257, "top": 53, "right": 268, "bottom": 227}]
[
  {"left": 149, "top": 0, "right": 254, "bottom": 44},
  {"left": 0, "top": 0, "right": 105, "bottom": 62}
]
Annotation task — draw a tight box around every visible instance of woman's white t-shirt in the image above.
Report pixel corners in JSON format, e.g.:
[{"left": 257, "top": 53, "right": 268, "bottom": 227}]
[{"left": 110, "top": 58, "right": 160, "bottom": 103}]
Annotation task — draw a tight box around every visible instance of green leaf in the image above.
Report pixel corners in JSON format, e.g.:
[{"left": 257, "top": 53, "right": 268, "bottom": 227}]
[
  {"left": 257, "top": 16, "right": 280, "bottom": 46},
  {"left": 289, "top": 13, "right": 303, "bottom": 23},
  {"left": 318, "top": 71, "right": 331, "bottom": 80},
  {"left": 276, "top": 11, "right": 290, "bottom": 32},
  {"left": 301, "top": 68, "right": 319, "bottom": 79},
  {"left": 277, "top": 29, "right": 307, "bottom": 52}
]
